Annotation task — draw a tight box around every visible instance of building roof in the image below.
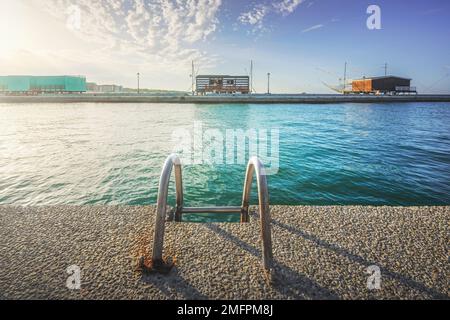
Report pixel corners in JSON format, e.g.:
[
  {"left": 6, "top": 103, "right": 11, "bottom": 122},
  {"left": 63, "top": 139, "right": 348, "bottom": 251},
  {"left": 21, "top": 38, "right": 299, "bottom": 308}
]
[
  {"left": 0, "top": 75, "right": 86, "bottom": 78},
  {"left": 196, "top": 75, "right": 249, "bottom": 78},
  {"left": 353, "top": 75, "right": 411, "bottom": 81}
]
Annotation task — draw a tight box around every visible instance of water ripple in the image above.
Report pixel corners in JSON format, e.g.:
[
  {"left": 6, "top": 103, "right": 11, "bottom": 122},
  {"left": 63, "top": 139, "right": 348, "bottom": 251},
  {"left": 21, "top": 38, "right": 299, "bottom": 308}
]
[{"left": 0, "top": 102, "right": 449, "bottom": 207}]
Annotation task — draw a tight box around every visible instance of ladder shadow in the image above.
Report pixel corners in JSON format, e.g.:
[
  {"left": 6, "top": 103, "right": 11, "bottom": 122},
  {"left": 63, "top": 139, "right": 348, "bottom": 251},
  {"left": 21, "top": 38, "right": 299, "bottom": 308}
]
[
  {"left": 140, "top": 267, "right": 208, "bottom": 300},
  {"left": 271, "top": 219, "right": 449, "bottom": 300},
  {"left": 205, "top": 223, "right": 340, "bottom": 300}
]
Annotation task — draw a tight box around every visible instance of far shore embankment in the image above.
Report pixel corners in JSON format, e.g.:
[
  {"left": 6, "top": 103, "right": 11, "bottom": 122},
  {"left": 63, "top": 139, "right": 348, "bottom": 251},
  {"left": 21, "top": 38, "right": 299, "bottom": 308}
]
[{"left": 1, "top": 93, "right": 450, "bottom": 104}]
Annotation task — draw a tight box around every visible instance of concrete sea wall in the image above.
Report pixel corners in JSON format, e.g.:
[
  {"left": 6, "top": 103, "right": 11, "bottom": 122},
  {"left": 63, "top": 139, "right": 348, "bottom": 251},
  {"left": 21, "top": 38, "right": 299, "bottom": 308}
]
[{"left": 1, "top": 94, "right": 450, "bottom": 104}]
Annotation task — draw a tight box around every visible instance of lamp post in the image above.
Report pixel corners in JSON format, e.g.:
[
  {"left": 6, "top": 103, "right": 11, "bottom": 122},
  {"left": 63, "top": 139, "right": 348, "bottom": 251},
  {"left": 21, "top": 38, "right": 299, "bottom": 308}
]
[
  {"left": 137, "top": 72, "right": 140, "bottom": 94},
  {"left": 267, "top": 73, "right": 271, "bottom": 95},
  {"left": 343, "top": 62, "right": 347, "bottom": 94}
]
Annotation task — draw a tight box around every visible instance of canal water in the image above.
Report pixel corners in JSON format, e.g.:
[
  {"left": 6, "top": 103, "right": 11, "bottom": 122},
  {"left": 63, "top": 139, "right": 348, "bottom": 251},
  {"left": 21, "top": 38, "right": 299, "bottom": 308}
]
[{"left": 1, "top": 102, "right": 449, "bottom": 221}]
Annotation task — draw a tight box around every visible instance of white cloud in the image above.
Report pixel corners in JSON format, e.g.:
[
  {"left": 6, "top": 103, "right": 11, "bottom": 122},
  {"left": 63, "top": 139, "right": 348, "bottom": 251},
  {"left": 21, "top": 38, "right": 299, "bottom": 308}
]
[
  {"left": 273, "top": 0, "right": 304, "bottom": 15},
  {"left": 238, "top": 4, "right": 270, "bottom": 32},
  {"left": 0, "top": 0, "right": 224, "bottom": 89},
  {"left": 238, "top": 0, "right": 304, "bottom": 34},
  {"left": 27, "top": 0, "right": 222, "bottom": 68},
  {"left": 301, "top": 24, "right": 323, "bottom": 33}
]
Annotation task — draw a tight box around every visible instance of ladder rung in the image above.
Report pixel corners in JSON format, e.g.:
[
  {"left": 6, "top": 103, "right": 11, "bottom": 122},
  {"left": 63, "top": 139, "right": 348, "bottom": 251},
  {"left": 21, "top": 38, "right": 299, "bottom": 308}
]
[{"left": 182, "top": 206, "right": 241, "bottom": 214}]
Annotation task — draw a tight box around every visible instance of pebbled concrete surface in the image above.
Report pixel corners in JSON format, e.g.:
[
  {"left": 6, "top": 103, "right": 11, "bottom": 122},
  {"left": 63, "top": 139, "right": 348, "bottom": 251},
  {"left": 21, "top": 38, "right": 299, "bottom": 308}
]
[{"left": 0, "top": 205, "right": 448, "bottom": 300}]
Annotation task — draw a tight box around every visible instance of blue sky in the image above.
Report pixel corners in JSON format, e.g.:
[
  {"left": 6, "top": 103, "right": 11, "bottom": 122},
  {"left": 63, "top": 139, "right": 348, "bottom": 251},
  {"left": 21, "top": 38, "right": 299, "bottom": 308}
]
[{"left": 0, "top": 0, "right": 449, "bottom": 93}]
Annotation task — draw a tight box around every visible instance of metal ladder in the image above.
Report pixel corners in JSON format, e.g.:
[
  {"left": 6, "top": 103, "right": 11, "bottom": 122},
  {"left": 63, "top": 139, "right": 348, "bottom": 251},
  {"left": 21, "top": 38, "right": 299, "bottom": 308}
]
[{"left": 151, "top": 154, "right": 273, "bottom": 272}]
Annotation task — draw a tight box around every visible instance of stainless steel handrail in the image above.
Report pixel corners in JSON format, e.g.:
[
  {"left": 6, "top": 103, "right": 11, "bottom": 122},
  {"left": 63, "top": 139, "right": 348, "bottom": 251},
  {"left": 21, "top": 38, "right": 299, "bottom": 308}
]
[
  {"left": 150, "top": 154, "right": 273, "bottom": 272},
  {"left": 240, "top": 157, "right": 273, "bottom": 270},
  {"left": 152, "top": 154, "right": 183, "bottom": 265}
]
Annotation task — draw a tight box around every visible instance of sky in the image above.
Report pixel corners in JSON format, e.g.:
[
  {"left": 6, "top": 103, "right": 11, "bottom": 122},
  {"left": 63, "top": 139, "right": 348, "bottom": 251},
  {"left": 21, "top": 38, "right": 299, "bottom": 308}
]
[{"left": 0, "top": 0, "right": 449, "bottom": 93}]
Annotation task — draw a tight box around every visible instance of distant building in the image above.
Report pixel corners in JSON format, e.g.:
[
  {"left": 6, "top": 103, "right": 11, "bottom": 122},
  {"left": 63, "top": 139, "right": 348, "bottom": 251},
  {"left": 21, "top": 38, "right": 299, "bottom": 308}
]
[
  {"left": 0, "top": 76, "right": 86, "bottom": 93},
  {"left": 352, "top": 76, "right": 416, "bottom": 94},
  {"left": 87, "top": 82, "right": 123, "bottom": 93},
  {"left": 98, "top": 84, "right": 123, "bottom": 93},
  {"left": 196, "top": 75, "right": 250, "bottom": 95},
  {"left": 86, "top": 82, "right": 98, "bottom": 92}
]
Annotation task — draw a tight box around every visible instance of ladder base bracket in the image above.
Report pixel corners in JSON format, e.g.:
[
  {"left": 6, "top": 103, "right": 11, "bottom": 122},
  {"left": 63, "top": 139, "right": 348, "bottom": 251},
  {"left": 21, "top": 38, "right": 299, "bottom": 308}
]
[{"left": 137, "top": 256, "right": 174, "bottom": 275}]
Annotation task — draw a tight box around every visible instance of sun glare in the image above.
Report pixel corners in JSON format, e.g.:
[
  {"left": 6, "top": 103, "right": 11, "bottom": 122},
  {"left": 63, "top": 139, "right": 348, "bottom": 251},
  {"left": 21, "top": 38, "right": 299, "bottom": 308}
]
[{"left": 0, "top": 1, "right": 26, "bottom": 56}]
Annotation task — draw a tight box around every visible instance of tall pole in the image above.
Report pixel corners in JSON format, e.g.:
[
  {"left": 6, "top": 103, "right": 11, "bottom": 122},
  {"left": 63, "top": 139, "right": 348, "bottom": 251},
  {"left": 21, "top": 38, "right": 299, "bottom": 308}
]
[
  {"left": 267, "top": 73, "right": 270, "bottom": 95},
  {"left": 384, "top": 63, "right": 388, "bottom": 77},
  {"left": 191, "top": 60, "right": 195, "bottom": 95},
  {"left": 250, "top": 60, "right": 253, "bottom": 95},
  {"left": 343, "top": 62, "right": 347, "bottom": 94},
  {"left": 137, "top": 72, "right": 140, "bottom": 94}
]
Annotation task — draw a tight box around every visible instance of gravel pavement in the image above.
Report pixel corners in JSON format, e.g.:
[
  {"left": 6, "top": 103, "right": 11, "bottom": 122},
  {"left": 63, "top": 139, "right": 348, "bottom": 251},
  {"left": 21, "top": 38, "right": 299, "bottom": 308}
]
[{"left": 0, "top": 205, "right": 448, "bottom": 300}]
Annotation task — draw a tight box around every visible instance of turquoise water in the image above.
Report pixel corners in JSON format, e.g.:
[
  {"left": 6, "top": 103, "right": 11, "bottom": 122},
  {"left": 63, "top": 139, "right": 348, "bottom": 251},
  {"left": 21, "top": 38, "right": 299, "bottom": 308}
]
[{"left": 0, "top": 102, "right": 449, "bottom": 218}]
